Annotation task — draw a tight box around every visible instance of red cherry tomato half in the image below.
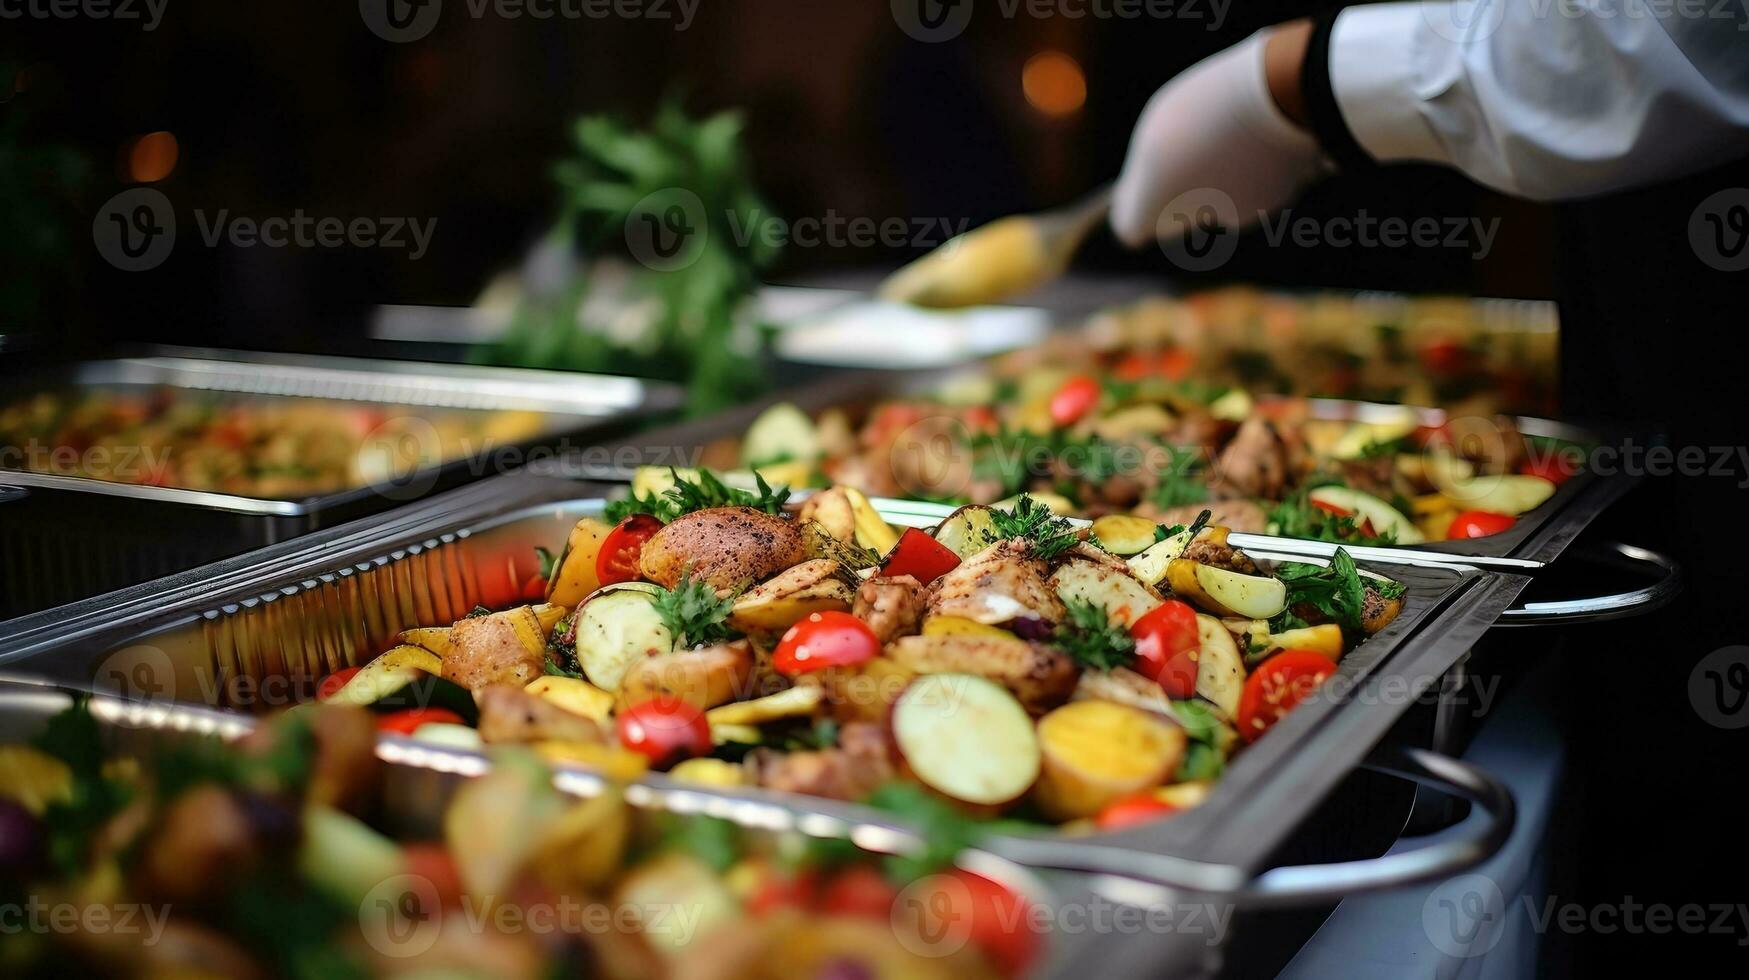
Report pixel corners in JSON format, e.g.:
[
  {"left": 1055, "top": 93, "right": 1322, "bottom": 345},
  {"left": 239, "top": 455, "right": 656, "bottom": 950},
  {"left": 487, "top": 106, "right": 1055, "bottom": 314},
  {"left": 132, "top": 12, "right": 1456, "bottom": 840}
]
[
  {"left": 520, "top": 575, "right": 548, "bottom": 601},
  {"left": 375, "top": 708, "right": 465, "bottom": 736},
  {"left": 596, "top": 514, "right": 663, "bottom": 586},
  {"left": 616, "top": 696, "right": 712, "bottom": 766},
  {"left": 1131, "top": 600, "right": 1201, "bottom": 700},
  {"left": 1520, "top": 453, "right": 1577, "bottom": 487},
  {"left": 401, "top": 842, "right": 465, "bottom": 912},
  {"left": 1448, "top": 510, "right": 1517, "bottom": 539},
  {"left": 1047, "top": 376, "right": 1102, "bottom": 428},
  {"left": 908, "top": 869, "right": 1041, "bottom": 978},
  {"left": 1419, "top": 339, "right": 1470, "bottom": 376},
  {"left": 1113, "top": 353, "right": 1156, "bottom": 381},
  {"left": 1157, "top": 348, "right": 1194, "bottom": 382},
  {"left": 1094, "top": 795, "right": 1179, "bottom": 831},
  {"left": 1310, "top": 498, "right": 1354, "bottom": 519},
  {"left": 772, "top": 611, "right": 880, "bottom": 676},
  {"left": 819, "top": 865, "right": 898, "bottom": 920},
  {"left": 1236, "top": 650, "right": 1336, "bottom": 743},
  {"left": 880, "top": 527, "right": 962, "bottom": 583},
  {"left": 746, "top": 863, "right": 820, "bottom": 917},
  {"left": 316, "top": 666, "right": 362, "bottom": 702},
  {"left": 960, "top": 406, "right": 1000, "bottom": 434}
]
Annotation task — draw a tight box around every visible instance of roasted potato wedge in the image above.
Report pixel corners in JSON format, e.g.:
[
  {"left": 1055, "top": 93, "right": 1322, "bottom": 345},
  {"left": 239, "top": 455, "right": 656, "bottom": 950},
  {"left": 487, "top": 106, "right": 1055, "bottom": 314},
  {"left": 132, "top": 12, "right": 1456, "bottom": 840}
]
[
  {"left": 443, "top": 609, "right": 548, "bottom": 691},
  {"left": 728, "top": 559, "right": 855, "bottom": 633},
  {"left": 547, "top": 517, "right": 613, "bottom": 607},
  {"left": 1032, "top": 700, "right": 1186, "bottom": 821},
  {"left": 1194, "top": 614, "right": 1245, "bottom": 717},
  {"left": 797, "top": 486, "right": 856, "bottom": 543},
  {"left": 524, "top": 675, "right": 616, "bottom": 722},
  {"left": 639, "top": 507, "right": 806, "bottom": 592},
  {"left": 705, "top": 684, "right": 823, "bottom": 727}
]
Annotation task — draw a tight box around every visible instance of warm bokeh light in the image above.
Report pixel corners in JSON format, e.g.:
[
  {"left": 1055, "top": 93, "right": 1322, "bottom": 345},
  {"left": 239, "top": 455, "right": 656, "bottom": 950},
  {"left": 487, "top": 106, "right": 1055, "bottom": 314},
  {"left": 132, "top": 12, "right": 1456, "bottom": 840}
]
[
  {"left": 127, "top": 131, "right": 180, "bottom": 183},
  {"left": 1022, "top": 51, "right": 1086, "bottom": 118}
]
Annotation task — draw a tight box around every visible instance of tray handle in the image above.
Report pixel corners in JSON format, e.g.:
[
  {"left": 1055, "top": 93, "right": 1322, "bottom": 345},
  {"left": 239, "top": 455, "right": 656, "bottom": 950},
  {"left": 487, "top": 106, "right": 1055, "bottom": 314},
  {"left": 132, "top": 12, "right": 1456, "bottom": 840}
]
[
  {"left": 0, "top": 485, "right": 27, "bottom": 504},
  {"left": 992, "top": 747, "right": 1514, "bottom": 908},
  {"left": 1496, "top": 541, "right": 1680, "bottom": 627}
]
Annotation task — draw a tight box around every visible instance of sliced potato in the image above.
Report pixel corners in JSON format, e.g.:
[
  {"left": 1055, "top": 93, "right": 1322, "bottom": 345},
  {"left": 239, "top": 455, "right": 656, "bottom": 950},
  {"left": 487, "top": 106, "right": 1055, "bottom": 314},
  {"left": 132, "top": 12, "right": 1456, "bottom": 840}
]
[
  {"left": 1154, "top": 780, "right": 1214, "bottom": 810},
  {"left": 1395, "top": 452, "right": 1475, "bottom": 490},
  {"left": 843, "top": 487, "right": 900, "bottom": 554},
  {"left": 327, "top": 645, "right": 442, "bottom": 706},
  {"left": 892, "top": 674, "right": 1040, "bottom": 807},
  {"left": 1126, "top": 528, "right": 1194, "bottom": 586},
  {"left": 1168, "top": 560, "right": 1288, "bottom": 620},
  {"left": 1207, "top": 388, "right": 1253, "bottom": 422},
  {"left": 705, "top": 684, "right": 824, "bottom": 727},
  {"left": 668, "top": 758, "right": 747, "bottom": 788},
  {"left": 710, "top": 723, "right": 763, "bottom": 746},
  {"left": 525, "top": 675, "right": 616, "bottom": 722},
  {"left": 1307, "top": 486, "right": 1425, "bottom": 544},
  {"left": 1330, "top": 411, "right": 1419, "bottom": 459},
  {"left": 1091, "top": 404, "right": 1175, "bottom": 442},
  {"left": 1441, "top": 474, "right": 1557, "bottom": 515},
  {"left": 1089, "top": 514, "right": 1161, "bottom": 556},
  {"left": 574, "top": 585, "right": 674, "bottom": 692},
  {"left": 617, "top": 641, "right": 756, "bottom": 711},
  {"left": 920, "top": 616, "right": 1016, "bottom": 640},
  {"left": 728, "top": 559, "right": 854, "bottom": 633},
  {"left": 1194, "top": 614, "right": 1245, "bottom": 718},
  {"left": 932, "top": 505, "right": 1001, "bottom": 559},
  {"left": 397, "top": 626, "right": 452, "bottom": 657},
  {"left": 742, "top": 401, "right": 820, "bottom": 467},
  {"left": 1048, "top": 557, "right": 1161, "bottom": 627},
  {"left": 1268, "top": 624, "right": 1345, "bottom": 660},
  {"left": 547, "top": 517, "right": 613, "bottom": 607},
  {"left": 798, "top": 487, "right": 857, "bottom": 543},
  {"left": 1032, "top": 700, "right": 1187, "bottom": 821},
  {"left": 529, "top": 602, "right": 569, "bottom": 635},
  {"left": 534, "top": 791, "right": 632, "bottom": 892},
  {"left": 531, "top": 741, "right": 651, "bottom": 781},
  {"left": 806, "top": 657, "right": 917, "bottom": 724}
]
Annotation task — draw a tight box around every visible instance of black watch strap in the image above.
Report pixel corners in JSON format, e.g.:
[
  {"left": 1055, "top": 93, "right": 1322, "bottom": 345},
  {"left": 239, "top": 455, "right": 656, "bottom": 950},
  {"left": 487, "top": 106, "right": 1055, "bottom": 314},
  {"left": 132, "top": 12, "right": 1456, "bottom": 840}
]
[{"left": 1302, "top": 9, "right": 1378, "bottom": 173}]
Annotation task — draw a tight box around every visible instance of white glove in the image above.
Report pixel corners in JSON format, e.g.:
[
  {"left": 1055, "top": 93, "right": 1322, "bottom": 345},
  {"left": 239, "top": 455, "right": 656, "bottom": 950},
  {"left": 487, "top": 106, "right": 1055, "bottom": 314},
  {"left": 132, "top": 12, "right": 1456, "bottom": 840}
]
[{"left": 1109, "top": 31, "right": 1327, "bottom": 248}]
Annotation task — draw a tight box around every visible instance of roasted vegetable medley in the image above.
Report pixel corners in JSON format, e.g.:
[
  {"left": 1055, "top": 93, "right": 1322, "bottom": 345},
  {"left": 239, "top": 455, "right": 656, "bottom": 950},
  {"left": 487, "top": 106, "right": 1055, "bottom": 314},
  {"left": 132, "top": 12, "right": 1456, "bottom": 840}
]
[
  {"left": 318, "top": 471, "right": 1407, "bottom": 832},
  {"left": 0, "top": 388, "right": 546, "bottom": 498},
  {"left": 0, "top": 697, "right": 1041, "bottom": 979}
]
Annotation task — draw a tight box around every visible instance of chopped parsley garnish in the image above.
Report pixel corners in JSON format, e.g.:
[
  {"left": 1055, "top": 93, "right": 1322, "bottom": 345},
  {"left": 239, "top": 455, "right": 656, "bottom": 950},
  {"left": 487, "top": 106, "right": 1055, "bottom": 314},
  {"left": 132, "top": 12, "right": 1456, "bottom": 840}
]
[
  {"left": 1270, "top": 548, "right": 1384, "bottom": 635},
  {"left": 604, "top": 468, "right": 793, "bottom": 525},
  {"left": 652, "top": 573, "right": 739, "bottom": 648},
  {"left": 989, "top": 494, "right": 1078, "bottom": 560},
  {"left": 1265, "top": 486, "right": 1397, "bottom": 546},
  {"left": 1176, "top": 741, "right": 1225, "bottom": 782},
  {"left": 604, "top": 487, "right": 676, "bottom": 525},
  {"left": 1169, "top": 699, "right": 1230, "bottom": 781},
  {"left": 1052, "top": 598, "right": 1137, "bottom": 670}
]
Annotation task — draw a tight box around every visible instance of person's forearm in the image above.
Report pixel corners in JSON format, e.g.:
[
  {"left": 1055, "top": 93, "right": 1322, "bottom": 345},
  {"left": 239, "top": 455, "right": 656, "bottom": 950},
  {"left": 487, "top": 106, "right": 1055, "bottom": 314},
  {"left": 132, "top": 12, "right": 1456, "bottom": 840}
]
[{"left": 1262, "top": 19, "right": 1312, "bottom": 131}]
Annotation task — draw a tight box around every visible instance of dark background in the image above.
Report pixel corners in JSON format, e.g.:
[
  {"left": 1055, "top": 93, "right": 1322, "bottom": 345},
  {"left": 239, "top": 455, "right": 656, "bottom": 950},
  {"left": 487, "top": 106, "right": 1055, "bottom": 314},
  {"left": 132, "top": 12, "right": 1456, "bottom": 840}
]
[{"left": 5, "top": 2, "right": 1747, "bottom": 976}]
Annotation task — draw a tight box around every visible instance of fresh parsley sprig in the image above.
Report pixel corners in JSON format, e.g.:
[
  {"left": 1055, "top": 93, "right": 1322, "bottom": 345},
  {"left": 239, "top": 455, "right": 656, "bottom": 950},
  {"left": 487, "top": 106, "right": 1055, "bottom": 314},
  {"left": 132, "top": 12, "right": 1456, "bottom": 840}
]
[
  {"left": 653, "top": 572, "right": 739, "bottom": 648},
  {"left": 604, "top": 468, "right": 793, "bottom": 525},
  {"left": 1053, "top": 599, "right": 1137, "bottom": 671},
  {"left": 1270, "top": 548, "right": 1402, "bottom": 635},
  {"left": 990, "top": 494, "right": 1078, "bottom": 560},
  {"left": 1265, "top": 485, "right": 1398, "bottom": 546}
]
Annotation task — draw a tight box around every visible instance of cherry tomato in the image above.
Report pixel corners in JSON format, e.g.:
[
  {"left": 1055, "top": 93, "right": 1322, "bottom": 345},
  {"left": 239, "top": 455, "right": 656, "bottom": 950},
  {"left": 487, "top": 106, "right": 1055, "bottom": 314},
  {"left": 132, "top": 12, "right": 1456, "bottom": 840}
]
[
  {"left": 1310, "top": 499, "right": 1354, "bottom": 519},
  {"left": 746, "top": 864, "right": 819, "bottom": 917},
  {"left": 1448, "top": 510, "right": 1516, "bottom": 539},
  {"left": 520, "top": 575, "right": 548, "bottom": 601},
  {"left": 863, "top": 403, "right": 929, "bottom": 449},
  {"left": 1113, "top": 353, "right": 1156, "bottom": 381},
  {"left": 1156, "top": 348, "right": 1194, "bottom": 381},
  {"left": 960, "top": 406, "right": 1000, "bottom": 434},
  {"left": 316, "top": 666, "right": 362, "bottom": 702},
  {"left": 819, "top": 865, "right": 898, "bottom": 920},
  {"left": 402, "top": 842, "right": 465, "bottom": 912},
  {"left": 1047, "top": 376, "right": 1101, "bottom": 428},
  {"left": 1236, "top": 650, "right": 1336, "bottom": 743},
  {"left": 1418, "top": 338, "right": 1470, "bottom": 376},
  {"left": 1131, "top": 600, "right": 1201, "bottom": 699},
  {"left": 772, "top": 611, "right": 880, "bottom": 676},
  {"left": 375, "top": 708, "right": 465, "bottom": 736},
  {"left": 1094, "top": 795, "right": 1179, "bottom": 831},
  {"left": 907, "top": 869, "right": 1040, "bottom": 978},
  {"left": 616, "top": 696, "right": 711, "bottom": 766},
  {"left": 596, "top": 514, "right": 663, "bottom": 586},
  {"left": 880, "top": 528, "right": 962, "bottom": 583},
  {"left": 1520, "top": 453, "right": 1578, "bottom": 487}
]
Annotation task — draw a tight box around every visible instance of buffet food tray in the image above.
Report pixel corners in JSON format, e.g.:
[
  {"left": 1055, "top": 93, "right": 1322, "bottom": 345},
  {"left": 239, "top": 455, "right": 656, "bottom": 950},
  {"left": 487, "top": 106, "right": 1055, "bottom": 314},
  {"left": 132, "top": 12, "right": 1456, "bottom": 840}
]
[
  {"left": 0, "top": 471, "right": 1522, "bottom": 928},
  {"left": 0, "top": 348, "right": 683, "bottom": 618}
]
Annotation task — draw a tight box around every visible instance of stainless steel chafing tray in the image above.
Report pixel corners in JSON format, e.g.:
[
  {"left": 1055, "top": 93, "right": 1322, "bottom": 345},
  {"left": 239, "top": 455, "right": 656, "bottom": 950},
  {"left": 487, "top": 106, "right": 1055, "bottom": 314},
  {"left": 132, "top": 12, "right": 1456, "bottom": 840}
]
[
  {"left": 0, "top": 348, "right": 683, "bottom": 618},
  {"left": 0, "top": 472, "right": 1520, "bottom": 937}
]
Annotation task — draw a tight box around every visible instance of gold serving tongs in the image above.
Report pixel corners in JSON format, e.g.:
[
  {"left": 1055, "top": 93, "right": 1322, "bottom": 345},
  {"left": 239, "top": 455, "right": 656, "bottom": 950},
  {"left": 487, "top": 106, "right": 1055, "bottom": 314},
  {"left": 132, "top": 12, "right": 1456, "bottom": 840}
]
[{"left": 879, "top": 184, "right": 1113, "bottom": 309}]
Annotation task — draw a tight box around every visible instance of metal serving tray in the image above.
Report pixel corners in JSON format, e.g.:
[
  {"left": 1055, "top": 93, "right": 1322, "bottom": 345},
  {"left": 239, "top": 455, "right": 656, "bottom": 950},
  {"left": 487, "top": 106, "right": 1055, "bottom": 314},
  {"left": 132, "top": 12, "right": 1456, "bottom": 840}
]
[
  {"left": 0, "top": 472, "right": 1519, "bottom": 920},
  {"left": 0, "top": 348, "right": 683, "bottom": 618},
  {"left": 0, "top": 680, "right": 1105, "bottom": 976}
]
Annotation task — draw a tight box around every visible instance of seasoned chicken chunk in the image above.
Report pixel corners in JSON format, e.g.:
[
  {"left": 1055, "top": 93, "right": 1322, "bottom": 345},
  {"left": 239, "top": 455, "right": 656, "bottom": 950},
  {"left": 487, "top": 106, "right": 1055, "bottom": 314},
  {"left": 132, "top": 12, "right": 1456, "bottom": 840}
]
[
  {"left": 852, "top": 575, "right": 927, "bottom": 643},
  {"left": 927, "top": 539, "right": 1065, "bottom": 627},
  {"left": 748, "top": 721, "right": 894, "bottom": 801},
  {"left": 443, "top": 613, "right": 545, "bottom": 691},
  {"left": 884, "top": 634, "right": 1077, "bottom": 714},
  {"left": 476, "top": 685, "right": 602, "bottom": 745},
  {"left": 638, "top": 506, "right": 806, "bottom": 592}
]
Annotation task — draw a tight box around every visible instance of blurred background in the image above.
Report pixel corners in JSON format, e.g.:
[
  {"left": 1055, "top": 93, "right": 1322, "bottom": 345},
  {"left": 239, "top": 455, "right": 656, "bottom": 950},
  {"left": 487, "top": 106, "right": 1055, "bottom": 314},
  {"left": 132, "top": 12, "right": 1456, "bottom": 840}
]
[{"left": 2, "top": 0, "right": 1553, "bottom": 356}]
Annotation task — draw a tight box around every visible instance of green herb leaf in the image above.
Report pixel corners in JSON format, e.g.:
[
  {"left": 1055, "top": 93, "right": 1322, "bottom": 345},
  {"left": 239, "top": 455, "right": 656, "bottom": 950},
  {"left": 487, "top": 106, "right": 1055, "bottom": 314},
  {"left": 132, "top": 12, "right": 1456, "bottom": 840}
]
[
  {"left": 865, "top": 782, "right": 982, "bottom": 882},
  {"left": 1052, "top": 599, "right": 1136, "bottom": 671},
  {"left": 665, "top": 468, "right": 791, "bottom": 518},
  {"left": 604, "top": 488, "right": 679, "bottom": 525},
  {"left": 1265, "top": 486, "right": 1398, "bottom": 546},
  {"left": 652, "top": 573, "right": 739, "bottom": 648},
  {"left": 989, "top": 494, "right": 1078, "bottom": 560},
  {"left": 1271, "top": 548, "right": 1373, "bottom": 635}
]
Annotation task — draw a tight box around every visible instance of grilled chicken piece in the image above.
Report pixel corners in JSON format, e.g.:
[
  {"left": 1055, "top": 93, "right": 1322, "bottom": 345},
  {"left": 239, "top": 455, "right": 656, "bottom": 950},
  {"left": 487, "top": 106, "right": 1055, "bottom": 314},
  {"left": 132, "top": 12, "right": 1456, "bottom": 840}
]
[
  {"left": 926, "top": 539, "right": 1065, "bottom": 627},
  {"left": 1144, "top": 499, "right": 1268, "bottom": 534},
  {"left": 444, "top": 614, "right": 546, "bottom": 690},
  {"left": 884, "top": 634, "right": 1078, "bottom": 714},
  {"left": 1180, "top": 536, "right": 1261, "bottom": 575},
  {"left": 748, "top": 721, "right": 894, "bottom": 801},
  {"left": 639, "top": 506, "right": 807, "bottom": 592},
  {"left": 1211, "top": 417, "right": 1293, "bottom": 500},
  {"left": 852, "top": 575, "right": 927, "bottom": 643},
  {"left": 1361, "top": 585, "right": 1405, "bottom": 634},
  {"left": 616, "top": 641, "right": 756, "bottom": 711},
  {"left": 475, "top": 685, "right": 603, "bottom": 745}
]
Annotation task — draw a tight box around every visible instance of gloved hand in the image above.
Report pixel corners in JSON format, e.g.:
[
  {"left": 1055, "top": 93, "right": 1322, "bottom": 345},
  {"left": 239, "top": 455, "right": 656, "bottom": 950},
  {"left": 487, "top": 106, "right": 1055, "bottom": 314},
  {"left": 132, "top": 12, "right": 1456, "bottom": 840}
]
[{"left": 1109, "top": 29, "right": 1327, "bottom": 248}]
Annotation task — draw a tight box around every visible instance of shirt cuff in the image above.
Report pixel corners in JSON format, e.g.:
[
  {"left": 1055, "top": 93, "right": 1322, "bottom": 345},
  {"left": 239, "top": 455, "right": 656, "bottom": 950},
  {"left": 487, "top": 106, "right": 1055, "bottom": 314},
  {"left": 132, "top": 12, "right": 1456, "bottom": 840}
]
[{"left": 1328, "top": 2, "right": 1453, "bottom": 166}]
